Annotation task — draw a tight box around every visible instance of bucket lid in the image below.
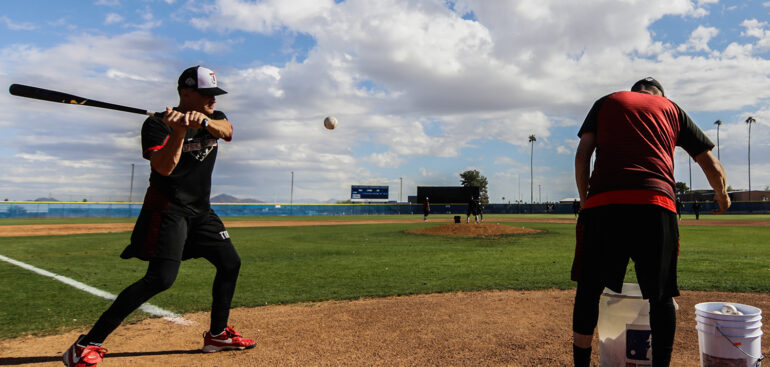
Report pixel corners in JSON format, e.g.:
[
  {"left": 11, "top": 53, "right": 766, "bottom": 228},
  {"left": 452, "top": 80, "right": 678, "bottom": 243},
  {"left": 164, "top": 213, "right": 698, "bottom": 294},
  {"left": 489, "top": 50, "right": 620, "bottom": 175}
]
[{"left": 695, "top": 302, "right": 762, "bottom": 319}]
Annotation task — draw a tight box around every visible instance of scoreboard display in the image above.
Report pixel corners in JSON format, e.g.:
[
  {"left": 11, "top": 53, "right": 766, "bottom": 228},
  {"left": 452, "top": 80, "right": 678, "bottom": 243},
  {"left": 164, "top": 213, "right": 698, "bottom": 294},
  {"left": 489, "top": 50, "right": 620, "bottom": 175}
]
[{"left": 351, "top": 185, "right": 389, "bottom": 200}]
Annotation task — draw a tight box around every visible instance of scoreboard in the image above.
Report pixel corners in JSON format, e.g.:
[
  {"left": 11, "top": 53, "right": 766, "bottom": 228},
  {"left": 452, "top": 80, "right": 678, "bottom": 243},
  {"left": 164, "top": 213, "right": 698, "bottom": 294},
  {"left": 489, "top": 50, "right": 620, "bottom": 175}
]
[{"left": 351, "top": 185, "right": 389, "bottom": 200}]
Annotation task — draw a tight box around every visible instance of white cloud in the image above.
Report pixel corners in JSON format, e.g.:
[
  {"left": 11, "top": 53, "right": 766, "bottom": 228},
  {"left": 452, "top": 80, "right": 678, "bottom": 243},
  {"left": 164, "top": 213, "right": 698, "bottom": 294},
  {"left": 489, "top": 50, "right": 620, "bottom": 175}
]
[
  {"left": 0, "top": 16, "right": 37, "bottom": 31},
  {"left": 556, "top": 146, "right": 572, "bottom": 155},
  {"left": 3, "top": 0, "right": 770, "bottom": 202},
  {"left": 364, "top": 151, "right": 405, "bottom": 168},
  {"left": 181, "top": 38, "right": 242, "bottom": 54},
  {"left": 677, "top": 26, "right": 719, "bottom": 52},
  {"left": 741, "top": 19, "right": 770, "bottom": 52},
  {"left": 94, "top": 0, "right": 120, "bottom": 6},
  {"left": 105, "top": 13, "right": 124, "bottom": 25}
]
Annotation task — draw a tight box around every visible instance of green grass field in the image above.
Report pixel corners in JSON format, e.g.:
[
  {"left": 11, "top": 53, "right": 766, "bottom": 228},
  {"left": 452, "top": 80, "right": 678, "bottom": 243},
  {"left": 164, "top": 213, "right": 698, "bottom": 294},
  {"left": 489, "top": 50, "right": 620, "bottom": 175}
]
[{"left": 0, "top": 215, "right": 768, "bottom": 339}]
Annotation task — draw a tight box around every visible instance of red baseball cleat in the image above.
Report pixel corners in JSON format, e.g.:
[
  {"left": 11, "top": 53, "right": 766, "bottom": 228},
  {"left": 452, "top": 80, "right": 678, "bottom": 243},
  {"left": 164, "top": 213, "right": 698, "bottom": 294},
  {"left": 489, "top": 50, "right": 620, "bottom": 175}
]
[
  {"left": 202, "top": 326, "right": 256, "bottom": 353},
  {"left": 62, "top": 335, "right": 107, "bottom": 367}
]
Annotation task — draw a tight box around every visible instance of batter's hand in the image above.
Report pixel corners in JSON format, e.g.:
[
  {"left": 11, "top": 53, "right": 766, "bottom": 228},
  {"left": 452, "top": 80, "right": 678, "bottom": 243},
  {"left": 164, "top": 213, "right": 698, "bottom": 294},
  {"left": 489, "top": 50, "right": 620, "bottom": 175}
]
[
  {"left": 162, "top": 107, "right": 189, "bottom": 132},
  {"left": 185, "top": 110, "right": 208, "bottom": 129}
]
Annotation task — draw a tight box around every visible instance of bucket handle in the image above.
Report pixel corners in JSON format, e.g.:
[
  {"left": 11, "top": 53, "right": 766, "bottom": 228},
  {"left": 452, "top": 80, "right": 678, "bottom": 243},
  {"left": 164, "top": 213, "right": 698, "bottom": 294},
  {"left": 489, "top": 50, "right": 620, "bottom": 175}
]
[{"left": 716, "top": 325, "right": 765, "bottom": 366}]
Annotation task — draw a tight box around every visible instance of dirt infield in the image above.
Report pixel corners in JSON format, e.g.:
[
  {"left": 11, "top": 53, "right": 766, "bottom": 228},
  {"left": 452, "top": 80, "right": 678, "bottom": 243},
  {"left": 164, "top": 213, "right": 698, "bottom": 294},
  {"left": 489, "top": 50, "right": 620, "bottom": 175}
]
[
  {"left": 0, "top": 218, "right": 768, "bottom": 366},
  {"left": 407, "top": 222, "right": 544, "bottom": 237}
]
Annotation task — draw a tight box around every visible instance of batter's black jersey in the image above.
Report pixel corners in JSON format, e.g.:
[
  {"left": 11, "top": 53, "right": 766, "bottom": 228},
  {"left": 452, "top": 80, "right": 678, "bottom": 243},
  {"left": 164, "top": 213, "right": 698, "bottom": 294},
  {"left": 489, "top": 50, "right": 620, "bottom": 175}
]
[{"left": 141, "top": 110, "right": 228, "bottom": 216}]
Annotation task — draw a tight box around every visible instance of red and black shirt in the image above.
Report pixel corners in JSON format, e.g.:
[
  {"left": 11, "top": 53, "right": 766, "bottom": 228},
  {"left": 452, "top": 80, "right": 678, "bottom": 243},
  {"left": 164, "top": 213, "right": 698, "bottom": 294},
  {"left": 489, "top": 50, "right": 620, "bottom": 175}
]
[
  {"left": 578, "top": 91, "right": 713, "bottom": 212},
  {"left": 141, "top": 110, "right": 228, "bottom": 216}
]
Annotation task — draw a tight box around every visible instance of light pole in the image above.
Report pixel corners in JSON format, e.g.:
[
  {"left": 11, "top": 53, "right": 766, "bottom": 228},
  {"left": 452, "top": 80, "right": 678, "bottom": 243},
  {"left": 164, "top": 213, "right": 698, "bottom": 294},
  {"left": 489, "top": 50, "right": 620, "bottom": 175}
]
[
  {"left": 714, "top": 120, "right": 722, "bottom": 160},
  {"left": 290, "top": 171, "right": 294, "bottom": 206},
  {"left": 746, "top": 116, "right": 756, "bottom": 201},
  {"left": 399, "top": 177, "right": 403, "bottom": 203},
  {"left": 129, "top": 163, "right": 135, "bottom": 203},
  {"left": 538, "top": 184, "right": 541, "bottom": 203},
  {"left": 529, "top": 134, "right": 536, "bottom": 204}
]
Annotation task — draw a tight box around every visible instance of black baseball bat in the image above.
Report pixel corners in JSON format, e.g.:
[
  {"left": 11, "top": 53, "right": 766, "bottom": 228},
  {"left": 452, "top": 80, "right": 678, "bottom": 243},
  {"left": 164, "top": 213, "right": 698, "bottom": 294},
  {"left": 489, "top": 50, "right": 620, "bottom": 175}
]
[{"left": 9, "top": 84, "right": 163, "bottom": 118}]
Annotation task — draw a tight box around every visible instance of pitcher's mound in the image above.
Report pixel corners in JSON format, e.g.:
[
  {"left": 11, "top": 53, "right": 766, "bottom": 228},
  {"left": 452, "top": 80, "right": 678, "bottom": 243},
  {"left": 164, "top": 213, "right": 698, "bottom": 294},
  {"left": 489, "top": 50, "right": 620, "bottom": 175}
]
[{"left": 407, "top": 222, "right": 544, "bottom": 237}]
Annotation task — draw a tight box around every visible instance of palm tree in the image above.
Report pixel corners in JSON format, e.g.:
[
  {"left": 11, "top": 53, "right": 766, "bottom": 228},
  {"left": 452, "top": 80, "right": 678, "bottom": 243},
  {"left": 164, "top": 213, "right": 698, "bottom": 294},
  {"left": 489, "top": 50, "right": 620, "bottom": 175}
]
[
  {"left": 746, "top": 116, "right": 756, "bottom": 201},
  {"left": 528, "top": 134, "right": 536, "bottom": 204},
  {"left": 714, "top": 120, "right": 722, "bottom": 160}
]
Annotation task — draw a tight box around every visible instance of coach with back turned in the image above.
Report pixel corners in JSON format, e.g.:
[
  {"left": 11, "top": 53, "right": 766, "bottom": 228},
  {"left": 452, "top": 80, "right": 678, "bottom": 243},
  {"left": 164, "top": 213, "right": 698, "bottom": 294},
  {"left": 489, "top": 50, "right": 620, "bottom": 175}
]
[{"left": 570, "top": 77, "right": 730, "bottom": 366}]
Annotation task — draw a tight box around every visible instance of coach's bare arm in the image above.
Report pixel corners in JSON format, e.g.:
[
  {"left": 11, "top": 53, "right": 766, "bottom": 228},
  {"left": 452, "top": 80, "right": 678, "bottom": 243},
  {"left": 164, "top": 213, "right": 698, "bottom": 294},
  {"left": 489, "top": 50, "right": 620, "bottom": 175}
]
[
  {"left": 695, "top": 150, "right": 730, "bottom": 214},
  {"left": 574, "top": 132, "right": 596, "bottom": 208}
]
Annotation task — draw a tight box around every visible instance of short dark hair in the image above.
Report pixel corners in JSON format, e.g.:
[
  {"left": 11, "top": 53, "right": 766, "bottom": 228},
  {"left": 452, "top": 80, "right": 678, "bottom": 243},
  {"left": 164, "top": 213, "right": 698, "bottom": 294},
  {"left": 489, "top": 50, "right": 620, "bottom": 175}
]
[{"left": 631, "top": 77, "right": 665, "bottom": 97}]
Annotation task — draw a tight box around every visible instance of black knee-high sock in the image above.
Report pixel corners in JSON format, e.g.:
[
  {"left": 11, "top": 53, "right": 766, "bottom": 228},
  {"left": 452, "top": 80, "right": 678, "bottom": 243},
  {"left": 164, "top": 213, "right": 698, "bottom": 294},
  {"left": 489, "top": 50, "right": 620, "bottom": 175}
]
[
  {"left": 204, "top": 246, "right": 241, "bottom": 334},
  {"left": 573, "top": 344, "right": 592, "bottom": 367},
  {"left": 82, "top": 259, "right": 180, "bottom": 344},
  {"left": 649, "top": 297, "right": 676, "bottom": 367}
]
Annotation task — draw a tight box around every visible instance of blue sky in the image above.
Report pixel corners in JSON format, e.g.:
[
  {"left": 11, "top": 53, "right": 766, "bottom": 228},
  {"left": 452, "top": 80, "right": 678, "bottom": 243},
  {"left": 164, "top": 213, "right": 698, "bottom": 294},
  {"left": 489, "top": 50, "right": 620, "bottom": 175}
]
[{"left": 1, "top": 0, "right": 769, "bottom": 203}]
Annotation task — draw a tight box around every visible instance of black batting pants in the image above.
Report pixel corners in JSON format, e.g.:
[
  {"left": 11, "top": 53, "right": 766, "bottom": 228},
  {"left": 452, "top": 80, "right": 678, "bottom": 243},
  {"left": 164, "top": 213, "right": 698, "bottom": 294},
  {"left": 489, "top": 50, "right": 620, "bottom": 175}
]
[{"left": 82, "top": 244, "right": 241, "bottom": 345}]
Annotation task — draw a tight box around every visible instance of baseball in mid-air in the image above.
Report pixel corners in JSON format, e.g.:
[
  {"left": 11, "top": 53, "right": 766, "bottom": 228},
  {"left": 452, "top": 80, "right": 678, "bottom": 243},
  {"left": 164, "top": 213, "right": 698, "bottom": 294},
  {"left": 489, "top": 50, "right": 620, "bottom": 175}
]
[{"left": 324, "top": 116, "right": 338, "bottom": 130}]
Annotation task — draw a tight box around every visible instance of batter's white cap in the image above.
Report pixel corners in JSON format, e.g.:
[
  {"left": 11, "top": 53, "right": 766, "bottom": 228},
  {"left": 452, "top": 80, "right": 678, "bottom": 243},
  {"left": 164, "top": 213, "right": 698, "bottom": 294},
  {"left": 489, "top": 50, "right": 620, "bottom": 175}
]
[{"left": 178, "top": 65, "right": 227, "bottom": 96}]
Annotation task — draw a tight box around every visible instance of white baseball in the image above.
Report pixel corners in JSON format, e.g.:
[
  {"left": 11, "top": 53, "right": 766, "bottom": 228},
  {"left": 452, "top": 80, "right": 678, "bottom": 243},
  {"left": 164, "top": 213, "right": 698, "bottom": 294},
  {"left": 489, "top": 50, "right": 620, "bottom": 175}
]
[
  {"left": 721, "top": 304, "right": 742, "bottom": 315},
  {"left": 324, "top": 116, "right": 337, "bottom": 130}
]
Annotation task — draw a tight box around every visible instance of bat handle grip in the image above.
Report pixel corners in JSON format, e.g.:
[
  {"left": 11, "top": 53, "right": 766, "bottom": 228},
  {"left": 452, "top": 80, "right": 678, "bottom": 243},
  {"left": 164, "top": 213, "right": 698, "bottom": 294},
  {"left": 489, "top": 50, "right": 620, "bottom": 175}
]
[{"left": 149, "top": 111, "right": 165, "bottom": 118}]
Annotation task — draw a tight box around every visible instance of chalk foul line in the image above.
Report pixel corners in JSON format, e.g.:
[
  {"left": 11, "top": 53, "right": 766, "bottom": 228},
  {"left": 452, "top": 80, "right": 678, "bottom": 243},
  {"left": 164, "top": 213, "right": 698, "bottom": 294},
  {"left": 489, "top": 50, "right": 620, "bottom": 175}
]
[{"left": 0, "top": 253, "right": 193, "bottom": 325}]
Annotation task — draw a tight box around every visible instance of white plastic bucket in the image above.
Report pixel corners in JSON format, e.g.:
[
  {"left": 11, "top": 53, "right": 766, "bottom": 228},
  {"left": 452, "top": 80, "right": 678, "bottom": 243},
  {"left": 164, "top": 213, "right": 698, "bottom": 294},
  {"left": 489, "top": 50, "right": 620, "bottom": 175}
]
[
  {"left": 695, "top": 302, "right": 764, "bottom": 367},
  {"left": 598, "top": 283, "right": 657, "bottom": 367}
]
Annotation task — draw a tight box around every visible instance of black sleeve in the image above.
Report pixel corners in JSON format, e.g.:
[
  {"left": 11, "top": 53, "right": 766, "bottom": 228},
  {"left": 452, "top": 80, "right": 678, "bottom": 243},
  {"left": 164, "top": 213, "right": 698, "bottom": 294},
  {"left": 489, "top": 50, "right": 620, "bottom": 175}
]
[
  {"left": 578, "top": 95, "right": 609, "bottom": 137},
  {"left": 673, "top": 102, "right": 714, "bottom": 158},
  {"left": 141, "top": 116, "right": 172, "bottom": 160}
]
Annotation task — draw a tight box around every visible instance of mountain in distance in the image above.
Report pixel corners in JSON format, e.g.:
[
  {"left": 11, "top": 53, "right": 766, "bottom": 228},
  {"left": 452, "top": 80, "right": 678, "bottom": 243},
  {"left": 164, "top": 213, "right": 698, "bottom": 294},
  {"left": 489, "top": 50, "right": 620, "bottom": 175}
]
[
  {"left": 210, "top": 193, "right": 264, "bottom": 203},
  {"left": 33, "top": 197, "right": 59, "bottom": 202}
]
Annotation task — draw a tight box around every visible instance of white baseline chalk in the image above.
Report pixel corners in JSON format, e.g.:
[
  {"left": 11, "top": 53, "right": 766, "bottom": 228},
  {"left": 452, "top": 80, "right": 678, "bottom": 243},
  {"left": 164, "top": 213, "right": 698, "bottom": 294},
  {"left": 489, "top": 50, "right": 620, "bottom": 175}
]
[{"left": 0, "top": 253, "right": 192, "bottom": 325}]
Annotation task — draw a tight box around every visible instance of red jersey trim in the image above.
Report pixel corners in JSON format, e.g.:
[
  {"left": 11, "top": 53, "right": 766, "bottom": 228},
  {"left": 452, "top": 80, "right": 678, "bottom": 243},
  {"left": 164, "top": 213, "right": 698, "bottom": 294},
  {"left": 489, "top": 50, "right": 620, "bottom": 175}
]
[
  {"left": 584, "top": 190, "right": 676, "bottom": 213},
  {"left": 143, "top": 135, "right": 170, "bottom": 160}
]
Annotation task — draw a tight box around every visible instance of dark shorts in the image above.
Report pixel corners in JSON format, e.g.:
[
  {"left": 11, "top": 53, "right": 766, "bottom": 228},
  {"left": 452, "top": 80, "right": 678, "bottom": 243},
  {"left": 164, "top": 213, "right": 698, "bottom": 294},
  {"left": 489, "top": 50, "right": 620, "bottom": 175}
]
[
  {"left": 122, "top": 207, "right": 233, "bottom": 261},
  {"left": 571, "top": 204, "right": 680, "bottom": 301}
]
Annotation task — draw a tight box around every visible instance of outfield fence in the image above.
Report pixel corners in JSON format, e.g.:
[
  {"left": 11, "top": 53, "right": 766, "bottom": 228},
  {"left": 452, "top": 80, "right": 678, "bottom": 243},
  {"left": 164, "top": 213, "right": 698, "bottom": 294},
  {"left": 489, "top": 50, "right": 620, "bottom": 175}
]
[{"left": 0, "top": 200, "right": 768, "bottom": 218}]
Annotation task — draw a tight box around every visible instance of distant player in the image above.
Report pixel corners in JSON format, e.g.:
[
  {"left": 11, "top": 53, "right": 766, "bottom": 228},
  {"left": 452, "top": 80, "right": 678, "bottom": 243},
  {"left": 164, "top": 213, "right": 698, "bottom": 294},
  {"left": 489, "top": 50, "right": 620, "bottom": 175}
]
[
  {"left": 466, "top": 196, "right": 478, "bottom": 223},
  {"left": 63, "top": 66, "right": 255, "bottom": 367},
  {"left": 476, "top": 196, "right": 484, "bottom": 222},
  {"left": 693, "top": 200, "right": 702, "bottom": 220},
  {"left": 423, "top": 197, "right": 431, "bottom": 222}
]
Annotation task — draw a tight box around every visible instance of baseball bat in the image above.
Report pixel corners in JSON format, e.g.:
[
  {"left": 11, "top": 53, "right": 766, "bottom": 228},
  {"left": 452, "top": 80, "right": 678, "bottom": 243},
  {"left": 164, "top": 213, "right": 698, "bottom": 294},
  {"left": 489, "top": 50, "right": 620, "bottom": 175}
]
[{"left": 8, "top": 84, "right": 163, "bottom": 118}]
